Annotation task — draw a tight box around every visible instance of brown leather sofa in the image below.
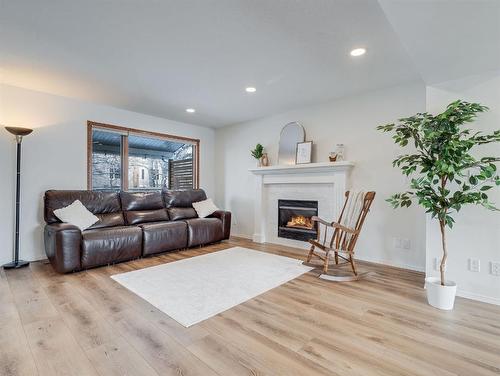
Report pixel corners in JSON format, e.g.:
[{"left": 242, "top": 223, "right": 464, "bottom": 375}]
[{"left": 44, "top": 189, "right": 231, "bottom": 273}]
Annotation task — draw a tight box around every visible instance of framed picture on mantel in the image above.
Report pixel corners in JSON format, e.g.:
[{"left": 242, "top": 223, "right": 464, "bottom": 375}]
[{"left": 295, "top": 141, "right": 312, "bottom": 164}]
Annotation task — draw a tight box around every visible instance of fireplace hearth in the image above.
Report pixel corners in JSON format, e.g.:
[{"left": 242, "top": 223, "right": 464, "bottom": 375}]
[{"left": 278, "top": 199, "right": 318, "bottom": 242}]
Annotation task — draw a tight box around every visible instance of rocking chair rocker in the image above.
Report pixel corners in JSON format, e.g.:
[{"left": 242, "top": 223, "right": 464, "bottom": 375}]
[{"left": 304, "top": 191, "right": 376, "bottom": 281}]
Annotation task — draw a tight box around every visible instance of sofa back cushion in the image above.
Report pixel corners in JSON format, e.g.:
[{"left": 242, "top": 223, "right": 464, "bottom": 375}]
[
  {"left": 44, "top": 190, "right": 124, "bottom": 228},
  {"left": 163, "top": 189, "right": 206, "bottom": 221},
  {"left": 168, "top": 207, "right": 198, "bottom": 221},
  {"left": 163, "top": 189, "right": 207, "bottom": 208},
  {"left": 120, "top": 191, "right": 169, "bottom": 225}
]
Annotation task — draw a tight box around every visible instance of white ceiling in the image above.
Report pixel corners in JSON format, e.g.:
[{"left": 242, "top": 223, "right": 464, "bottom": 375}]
[
  {"left": 1, "top": 0, "right": 499, "bottom": 128},
  {"left": 379, "top": 0, "right": 500, "bottom": 85}
]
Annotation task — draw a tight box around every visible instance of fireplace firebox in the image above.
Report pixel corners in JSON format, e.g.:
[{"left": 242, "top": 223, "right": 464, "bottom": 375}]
[{"left": 278, "top": 199, "right": 318, "bottom": 242}]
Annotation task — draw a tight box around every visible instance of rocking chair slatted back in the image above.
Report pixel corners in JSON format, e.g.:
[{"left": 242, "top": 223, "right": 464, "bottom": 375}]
[
  {"left": 344, "top": 191, "right": 375, "bottom": 253},
  {"left": 332, "top": 191, "right": 350, "bottom": 250}
]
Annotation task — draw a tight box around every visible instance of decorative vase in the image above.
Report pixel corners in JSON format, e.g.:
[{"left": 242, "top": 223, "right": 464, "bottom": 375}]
[
  {"left": 425, "top": 277, "right": 457, "bottom": 310},
  {"left": 256, "top": 158, "right": 262, "bottom": 167},
  {"left": 260, "top": 153, "right": 269, "bottom": 167}
]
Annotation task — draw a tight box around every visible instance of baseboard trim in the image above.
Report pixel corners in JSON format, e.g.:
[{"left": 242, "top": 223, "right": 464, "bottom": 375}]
[
  {"left": 231, "top": 235, "right": 425, "bottom": 273},
  {"left": 1, "top": 255, "right": 47, "bottom": 265},
  {"left": 252, "top": 233, "right": 265, "bottom": 243},
  {"left": 456, "top": 290, "right": 500, "bottom": 306},
  {"left": 230, "top": 234, "right": 253, "bottom": 240},
  {"left": 355, "top": 255, "right": 425, "bottom": 273}
]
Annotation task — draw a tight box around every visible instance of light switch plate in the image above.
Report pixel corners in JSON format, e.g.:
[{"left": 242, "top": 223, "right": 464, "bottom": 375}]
[
  {"left": 468, "top": 258, "right": 480, "bottom": 272},
  {"left": 393, "top": 238, "right": 401, "bottom": 249},
  {"left": 491, "top": 262, "right": 500, "bottom": 276},
  {"left": 402, "top": 239, "right": 411, "bottom": 250}
]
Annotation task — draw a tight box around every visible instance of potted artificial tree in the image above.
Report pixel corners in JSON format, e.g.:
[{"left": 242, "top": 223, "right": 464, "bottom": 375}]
[{"left": 377, "top": 100, "right": 499, "bottom": 310}]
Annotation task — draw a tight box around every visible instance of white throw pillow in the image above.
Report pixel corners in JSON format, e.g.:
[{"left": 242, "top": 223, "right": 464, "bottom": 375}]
[
  {"left": 53, "top": 200, "right": 99, "bottom": 231},
  {"left": 192, "top": 198, "right": 219, "bottom": 218}
]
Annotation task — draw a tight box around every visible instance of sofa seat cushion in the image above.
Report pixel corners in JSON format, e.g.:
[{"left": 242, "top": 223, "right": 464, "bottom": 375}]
[
  {"left": 138, "top": 221, "right": 188, "bottom": 256},
  {"left": 81, "top": 226, "right": 142, "bottom": 268},
  {"left": 185, "top": 218, "right": 223, "bottom": 247}
]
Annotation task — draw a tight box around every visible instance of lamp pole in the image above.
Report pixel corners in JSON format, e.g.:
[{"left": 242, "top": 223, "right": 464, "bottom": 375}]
[{"left": 3, "top": 126, "right": 33, "bottom": 269}]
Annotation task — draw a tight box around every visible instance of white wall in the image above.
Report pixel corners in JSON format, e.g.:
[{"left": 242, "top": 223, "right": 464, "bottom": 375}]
[
  {"left": 0, "top": 84, "right": 215, "bottom": 265},
  {"left": 426, "top": 73, "right": 500, "bottom": 305},
  {"left": 216, "top": 83, "right": 427, "bottom": 271},
  {"left": 3, "top": 76, "right": 497, "bottom": 303}
]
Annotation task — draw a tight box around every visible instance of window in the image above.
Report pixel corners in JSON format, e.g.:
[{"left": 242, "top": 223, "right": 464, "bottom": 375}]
[
  {"left": 88, "top": 121, "right": 199, "bottom": 191},
  {"left": 90, "top": 130, "right": 122, "bottom": 190}
]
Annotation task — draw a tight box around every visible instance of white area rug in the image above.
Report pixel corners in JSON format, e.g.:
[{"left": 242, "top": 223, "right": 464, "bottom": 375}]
[{"left": 111, "top": 247, "right": 313, "bottom": 327}]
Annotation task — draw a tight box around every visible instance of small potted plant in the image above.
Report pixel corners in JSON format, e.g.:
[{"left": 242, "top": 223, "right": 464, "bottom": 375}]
[
  {"left": 377, "top": 100, "right": 499, "bottom": 310},
  {"left": 251, "top": 143, "right": 264, "bottom": 167}
]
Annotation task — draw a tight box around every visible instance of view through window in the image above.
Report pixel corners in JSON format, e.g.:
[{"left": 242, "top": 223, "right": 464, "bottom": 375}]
[
  {"left": 91, "top": 130, "right": 122, "bottom": 190},
  {"left": 89, "top": 122, "right": 198, "bottom": 191}
]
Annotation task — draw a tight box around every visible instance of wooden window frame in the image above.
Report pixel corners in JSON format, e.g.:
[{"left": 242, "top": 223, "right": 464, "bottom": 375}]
[{"left": 87, "top": 120, "right": 200, "bottom": 191}]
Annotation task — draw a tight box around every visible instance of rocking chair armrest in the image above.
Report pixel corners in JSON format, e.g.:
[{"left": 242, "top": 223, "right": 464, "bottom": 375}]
[
  {"left": 311, "top": 216, "right": 332, "bottom": 227},
  {"left": 311, "top": 216, "right": 358, "bottom": 234},
  {"left": 331, "top": 222, "right": 359, "bottom": 234}
]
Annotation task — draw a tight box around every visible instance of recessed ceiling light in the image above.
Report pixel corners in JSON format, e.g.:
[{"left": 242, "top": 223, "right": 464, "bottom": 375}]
[
  {"left": 245, "top": 87, "right": 256, "bottom": 93},
  {"left": 186, "top": 108, "right": 196, "bottom": 113},
  {"left": 350, "top": 48, "right": 366, "bottom": 57}
]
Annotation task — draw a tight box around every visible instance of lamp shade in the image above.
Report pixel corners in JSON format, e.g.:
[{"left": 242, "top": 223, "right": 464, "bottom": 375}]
[{"left": 5, "top": 126, "right": 33, "bottom": 137}]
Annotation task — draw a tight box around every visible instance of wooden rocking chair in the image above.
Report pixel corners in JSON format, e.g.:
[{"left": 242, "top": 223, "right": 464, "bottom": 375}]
[{"left": 304, "top": 191, "right": 376, "bottom": 281}]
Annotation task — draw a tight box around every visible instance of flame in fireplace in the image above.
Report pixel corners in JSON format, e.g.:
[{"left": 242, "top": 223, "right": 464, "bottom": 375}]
[{"left": 286, "top": 215, "right": 314, "bottom": 230}]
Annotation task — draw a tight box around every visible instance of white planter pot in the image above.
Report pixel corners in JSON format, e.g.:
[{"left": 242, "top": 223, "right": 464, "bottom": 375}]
[{"left": 425, "top": 277, "right": 457, "bottom": 310}]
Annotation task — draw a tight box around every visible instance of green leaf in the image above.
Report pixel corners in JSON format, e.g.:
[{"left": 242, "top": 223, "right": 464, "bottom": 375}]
[
  {"left": 250, "top": 143, "right": 264, "bottom": 159},
  {"left": 376, "top": 99, "right": 499, "bottom": 221}
]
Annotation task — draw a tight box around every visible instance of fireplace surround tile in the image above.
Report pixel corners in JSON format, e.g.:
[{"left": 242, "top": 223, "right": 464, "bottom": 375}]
[{"left": 249, "top": 162, "right": 354, "bottom": 249}]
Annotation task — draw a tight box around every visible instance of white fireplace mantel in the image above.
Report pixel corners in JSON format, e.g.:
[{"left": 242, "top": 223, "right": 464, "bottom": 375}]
[
  {"left": 249, "top": 161, "right": 354, "bottom": 175},
  {"left": 249, "top": 161, "right": 354, "bottom": 245}
]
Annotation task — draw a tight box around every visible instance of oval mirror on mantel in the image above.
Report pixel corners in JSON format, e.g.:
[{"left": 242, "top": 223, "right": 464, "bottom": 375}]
[{"left": 278, "top": 122, "right": 305, "bottom": 165}]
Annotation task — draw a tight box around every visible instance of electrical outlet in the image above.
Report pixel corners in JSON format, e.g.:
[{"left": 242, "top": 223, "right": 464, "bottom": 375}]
[
  {"left": 393, "top": 238, "right": 411, "bottom": 250},
  {"left": 468, "top": 258, "right": 480, "bottom": 272},
  {"left": 402, "top": 239, "right": 411, "bottom": 250},
  {"left": 393, "top": 238, "right": 402, "bottom": 249},
  {"left": 434, "top": 257, "right": 446, "bottom": 272},
  {"left": 490, "top": 262, "right": 500, "bottom": 276}
]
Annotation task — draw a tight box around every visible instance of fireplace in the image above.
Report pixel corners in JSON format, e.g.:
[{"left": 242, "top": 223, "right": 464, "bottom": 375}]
[{"left": 278, "top": 199, "right": 318, "bottom": 242}]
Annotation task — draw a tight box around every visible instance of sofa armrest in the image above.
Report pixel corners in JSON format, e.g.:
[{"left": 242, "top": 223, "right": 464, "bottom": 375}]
[
  {"left": 209, "top": 210, "right": 231, "bottom": 240},
  {"left": 44, "top": 223, "right": 82, "bottom": 273}
]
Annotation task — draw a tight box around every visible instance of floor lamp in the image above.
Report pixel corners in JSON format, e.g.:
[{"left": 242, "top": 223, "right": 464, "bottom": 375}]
[{"left": 3, "top": 126, "right": 33, "bottom": 269}]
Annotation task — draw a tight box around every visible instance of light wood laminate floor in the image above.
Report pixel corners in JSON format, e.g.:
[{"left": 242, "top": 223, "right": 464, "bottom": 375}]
[{"left": 1, "top": 237, "right": 499, "bottom": 375}]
